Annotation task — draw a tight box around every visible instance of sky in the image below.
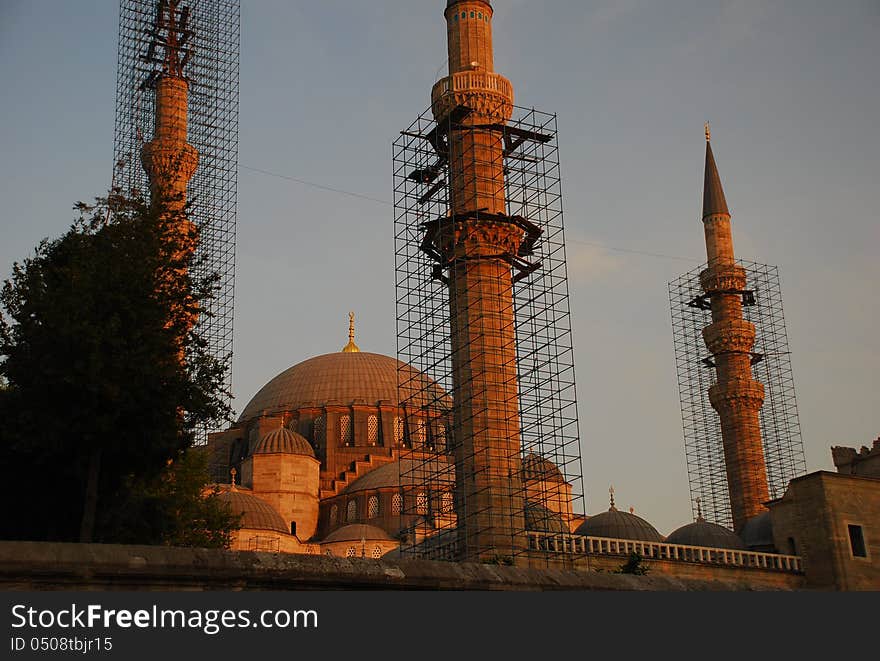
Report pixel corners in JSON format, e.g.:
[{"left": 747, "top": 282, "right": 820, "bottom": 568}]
[{"left": 1, "top": 1, "right": 878, "bottom": 536}]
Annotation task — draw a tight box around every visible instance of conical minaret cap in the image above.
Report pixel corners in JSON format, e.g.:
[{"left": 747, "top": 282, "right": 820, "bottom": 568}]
[{"left": 702, "top": 126, "right": 730, "bottom": 219}]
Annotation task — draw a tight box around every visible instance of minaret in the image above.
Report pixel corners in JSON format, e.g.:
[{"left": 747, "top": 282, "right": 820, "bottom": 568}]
[
  {"left": 699, "top": 124, "right": 770, "bottom": 533},
  {"left": 140, "top": 1, "right": 198, "bottom": 215},
  {"left": 139, "top": 1, "right": 199, "bottom": 340},
  {"left": 431, "top": 1, "right": 526, "bottom": 560}
]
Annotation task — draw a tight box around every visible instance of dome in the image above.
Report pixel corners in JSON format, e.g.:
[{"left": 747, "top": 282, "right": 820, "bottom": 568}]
[
  {"left": 525, "top": 501, "right": 569, "bottom": 534},
  {"left": 666, "top": 519, "right": 745, "bottom": 550},
  {"left": 343, "top": 457, "right": 454, "bottom": 493},
  {"left": 253, "top": 427, "right": 315, "bottom": 457},
  {"left": 322, "top": 523, "right": 393, "bottom": 543},
  {"left": 217, "top": 490, "right": 288, "bottom": 534},
  {"left": 238, "top": 351, "right": 450, "bottom": 422},
  {"left": 574, "top": 507, "right": 663, "bottom": 542},
  {"left": 522, "top": 452, "right": 565, "bottom": 483},
  {"left": 740, "top": 511, "right": 775, "bottom": 550}
]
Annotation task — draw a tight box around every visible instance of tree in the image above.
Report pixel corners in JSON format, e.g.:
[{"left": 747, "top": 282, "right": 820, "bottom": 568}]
[
  {"left": 0, "top": 193, "right": 238, "bottom": 546},
  {"left": 614, "top": 551, "right": 650, "bottom": 575}
]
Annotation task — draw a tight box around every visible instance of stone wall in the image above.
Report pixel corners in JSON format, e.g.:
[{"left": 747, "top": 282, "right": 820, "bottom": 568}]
[{"left": 0, "top": 541, "right": 804, "bottom": 592}]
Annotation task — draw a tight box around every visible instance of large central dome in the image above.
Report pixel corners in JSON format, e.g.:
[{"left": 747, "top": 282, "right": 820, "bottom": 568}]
[{"left": 238, "top": 351, "right": 450, "bottom": 422}]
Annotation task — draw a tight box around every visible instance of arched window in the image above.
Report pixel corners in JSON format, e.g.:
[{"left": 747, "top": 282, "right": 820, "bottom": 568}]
[
  {"left": 415, "top": 419, "right": 426, "bottom": 448},
  {"left": 441, "top": 492, "right": 453, "bottom": 514},
  {"left": 368, "top": 495, "right": 380, "bottom": 519},
  {"left": 393, "top": 416, "right": 404, "bottom": 446},
  {"left": 416, "top": 492, "right": 428, "bottom": 516},
  {"left": 392, "top": 493, "right": 402, "bottom": 515},
  {"left": 367, "top": 414, "right": 379, "bottom": 446},
  {"left": 372, "top": 546, "right": 382, "bottom": 559},
  {"left": 346, "top": 499, "right": 357, "bottom": 523},
  {"left": 329, "top": 504, "right": 338, "bottom": 525},
  {"left": 313, "top": 415, "right": 325, "bottom": 448},
  {"left": 340, "top": 414, "right": 352, "bottom": 446}
]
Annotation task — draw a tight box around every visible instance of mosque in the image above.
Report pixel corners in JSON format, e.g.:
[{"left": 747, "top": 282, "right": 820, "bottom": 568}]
[{"left": 148, "top": 0, "right": 876, "bottom": 590}]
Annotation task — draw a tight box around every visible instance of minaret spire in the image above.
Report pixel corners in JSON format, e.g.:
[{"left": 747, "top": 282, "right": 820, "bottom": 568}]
[
  {"left": 703, "top": 124, "right": 730, "bottom": 220},
  {"left": 342, "top": 311, "right": 360, "bottom": 353},
  {"left": 698, "top": 126, "right": 770, "bottom": 533}
]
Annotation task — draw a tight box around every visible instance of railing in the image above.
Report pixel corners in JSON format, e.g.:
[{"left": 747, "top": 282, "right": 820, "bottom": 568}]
[
  {"left": 431, "top": 71, "right": 513, "bottom": 106},
  {"left": 527, "top": 532, "right": 803, "bottom": 573}
]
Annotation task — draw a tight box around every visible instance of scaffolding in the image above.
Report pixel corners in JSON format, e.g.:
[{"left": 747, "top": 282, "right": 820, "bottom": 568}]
[
  {"left": 394, "top": 103, "right": 585, "bottom": 564},
  {"left": 111, "top": 0, "right": 240, "bottom": 439},
  {"left": 669, "top": 259, "right": 807, "bottom": 529}
]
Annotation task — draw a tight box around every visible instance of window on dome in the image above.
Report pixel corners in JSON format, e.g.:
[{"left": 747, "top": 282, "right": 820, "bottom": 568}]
[
  {"left": 367, "top": 414, "right": 379, "bottom": 446},
  {"left": 329, "top": 504, "right": 338, "bottom": 525},
  {"left": 347, "top": 499, "right": 358, "bottom": 523},
  {"left": 393, "top": 416, "right": 404, "bottom": 446},
  {"left": 346, "top": 546, "right": 356, "bottom": 558},
  {"left": 372, "top": 546, "right": 382, "bottom": 559},
  {"left": 313, "top": 415, "right": 325, "bottom": 448},
  {"left": 441, "top": 492, "right": 453, "bottom": 514},
  {"left": 340, "top": 414, "right": 353, "bottom": 446},
  {"left": 416, "top": 492, "right": 428, "bottom": 516},
  {"left": 392, "top": 493, "right": 402, "bottom": 515},
  {"left": 415, "top": 419, "right": 426, "bottom": 448},
  {"left": 431, "top": 422, "right": 447, "bottom": 451},
  {"left": 368, "top": 495, "right": 380, "bottom": 519}
]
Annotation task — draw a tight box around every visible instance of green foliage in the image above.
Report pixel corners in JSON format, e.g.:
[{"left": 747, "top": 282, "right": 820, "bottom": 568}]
[
  {"left": 0, "top": 193, "right": 235, "bottom": 545},
  {"left": 485, "top": 554, "right": 515, "bottom": 566},
  {"left": 614, "top": 551, "right": 650, "bottom": 575},
  {"left": 99, "top": 448, "right": 241, "bottom": 548}
]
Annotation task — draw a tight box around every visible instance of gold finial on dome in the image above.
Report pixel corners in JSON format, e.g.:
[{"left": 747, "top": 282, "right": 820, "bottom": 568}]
[
  {"left": 342, "top": 311, "right": 360, "bottom": 353},
  {"left": 230, "top": 467, "right": 237, "bottom": 490},
  {"left": 705, "top": 121, "right": 711, "bottom": 142}
]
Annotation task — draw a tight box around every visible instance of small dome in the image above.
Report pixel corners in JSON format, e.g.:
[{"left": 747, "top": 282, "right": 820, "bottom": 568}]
[
  {"left": 666, "top": 519, "right": 745, "bottom": 550},
  {"left": 525, "top": 502, "right": 569, "bottom": 534},
  {"left": 343, "top": 457, "right": 454, "bottom": 493},
  {"left": 217, "top": 490, "right": 288, "bottom": 534},
  {"left": 253, "top": 427, "right": 315, "bottom": 457},
  {"left": 740, "top": 511, "right": 775, "bottom": 550},
  {"left": 522, "top": 452, "right": 565, "bottom": 483},
  {"left": 322, "top": 523, "right": 393, "bottom": 543},
  {"left": 575, "top": 508, "right": 663, "bottom": 542}
]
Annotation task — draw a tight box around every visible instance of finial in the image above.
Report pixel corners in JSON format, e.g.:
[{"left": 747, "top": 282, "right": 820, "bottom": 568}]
[
  {"left": 704, "top": 122, "right": 711, "bottom": 142},
  {"left": 609, "top": 485, "right": 616, "bottom": 511},
  {"left": 230, "top": 467, "right": 237, "bottom": 490},
  {"left": 695, "top": 497, "right": 704, "bottom": 522},
  {"left": 629, "top": 506, "right": 634, "bottom": 514},
  {"left": 342, "top": 311, "right": 360, "bottom": 352}
]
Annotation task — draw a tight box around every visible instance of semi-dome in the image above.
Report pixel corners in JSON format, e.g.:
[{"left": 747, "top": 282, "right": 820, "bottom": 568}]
[
  {"left": 525, "top": 501, "right": 569, "bottom": 534},
  {"left": 238, "top": 351, "right": 451, "bottom": 422},
  {"left": 217, "top": 490, "right": 288, "bottom": 534},
  {"left": 343, "top": 457, "right": 454, "bottom": 494},
  {"left": 575, "top": 507, "right": 663, "bottom": 542},
  {"left": 322, "top": 523, "right": 393, "bottom": 543},
  {"left": 522, "top": 452, "right": 565, "bottom": 483},
  {"left": 253, "top": 427, "right": 315, "bottom": 457},
  {"left": 666, "top": 518, "right": 745, "bottom": 550}
]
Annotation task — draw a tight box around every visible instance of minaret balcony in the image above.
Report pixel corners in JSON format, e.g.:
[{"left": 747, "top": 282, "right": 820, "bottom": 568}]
[
  {"left": 708, "top": 379, "right": 765, "bottom": 413},
  {"left": 702, "top": 319, "right": 756, "bottom": 355},
  {"left": 431, "top": 71, "right": 513, "bottom": 122},
  {"left": 699, "top": 264, "right": 747, "bottom": 294}
]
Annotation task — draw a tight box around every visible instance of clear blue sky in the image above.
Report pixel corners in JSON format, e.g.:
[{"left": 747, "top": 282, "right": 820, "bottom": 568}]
[{"left": 1, "top": 1, "right": 877, "bottom": 535}]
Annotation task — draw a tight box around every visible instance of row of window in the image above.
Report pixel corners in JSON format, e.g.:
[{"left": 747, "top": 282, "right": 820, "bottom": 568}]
[
  {"left": 328, "top": 491, "right": 455, "bottom": 525},
  {"left": 453, "top": 10, "right": 490, "bottom": 23},
  {"left": 300, "top": 414, "right": 446, "bottom": 449}
]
